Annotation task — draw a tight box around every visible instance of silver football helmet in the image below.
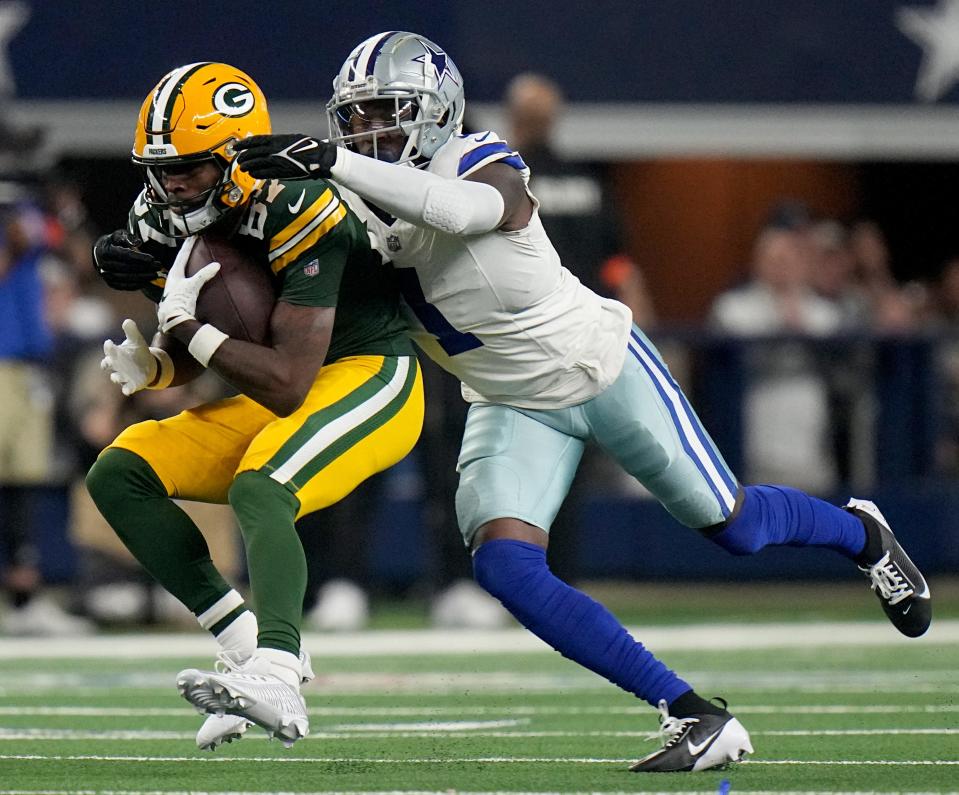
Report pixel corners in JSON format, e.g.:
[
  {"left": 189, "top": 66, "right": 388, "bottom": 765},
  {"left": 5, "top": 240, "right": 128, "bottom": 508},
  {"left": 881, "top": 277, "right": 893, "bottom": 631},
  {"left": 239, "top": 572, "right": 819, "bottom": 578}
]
[{"left": 327, "top": 31, "right": 465, "bottom": 164}]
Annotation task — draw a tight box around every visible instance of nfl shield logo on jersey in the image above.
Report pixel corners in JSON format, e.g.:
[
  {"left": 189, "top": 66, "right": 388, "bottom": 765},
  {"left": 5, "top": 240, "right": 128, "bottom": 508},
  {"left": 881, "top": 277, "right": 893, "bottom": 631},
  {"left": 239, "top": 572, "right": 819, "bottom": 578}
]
[
  {"left": 387, "top": 234, "right": 402, "bottom": 252},
  {"left": 303, "top": 259, "right": 319, "bottom": 276}
]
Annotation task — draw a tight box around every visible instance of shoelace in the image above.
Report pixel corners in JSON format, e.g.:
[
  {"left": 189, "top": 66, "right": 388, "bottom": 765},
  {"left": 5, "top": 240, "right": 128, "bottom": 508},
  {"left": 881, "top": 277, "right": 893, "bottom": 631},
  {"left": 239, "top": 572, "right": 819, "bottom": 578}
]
[
  {"left": 214, "top": 650, "right": 252, "bottom": 675},
  {"left": 863, "top": 552, "right": 914, "bottom": 605},
  {"left": 211, "top": 652, "right": 304, "bottom": 713},
  {"left": 213, "top": 649, "right": 314, "bottom": 685},
  {"left": 645, "top": 699, "right": 700, "bottom": 747}
]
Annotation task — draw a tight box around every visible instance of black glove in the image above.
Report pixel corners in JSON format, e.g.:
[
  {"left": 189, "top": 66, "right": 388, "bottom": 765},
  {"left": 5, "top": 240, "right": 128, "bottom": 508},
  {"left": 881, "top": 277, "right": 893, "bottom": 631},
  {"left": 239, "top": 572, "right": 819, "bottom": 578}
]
[
  {"left": 234, "top": 134, "right": 338, "bottom": 180},
  {"left": 93, "top": 230, "right": 163, "bottom": 291}
]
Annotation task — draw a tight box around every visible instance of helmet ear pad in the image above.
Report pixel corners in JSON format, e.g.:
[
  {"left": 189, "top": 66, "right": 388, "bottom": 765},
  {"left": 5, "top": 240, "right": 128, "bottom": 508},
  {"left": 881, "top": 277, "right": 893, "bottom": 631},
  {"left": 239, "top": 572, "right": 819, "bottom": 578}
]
[{"left": 417, "top": 96, "right": 464, "bottom": 159}]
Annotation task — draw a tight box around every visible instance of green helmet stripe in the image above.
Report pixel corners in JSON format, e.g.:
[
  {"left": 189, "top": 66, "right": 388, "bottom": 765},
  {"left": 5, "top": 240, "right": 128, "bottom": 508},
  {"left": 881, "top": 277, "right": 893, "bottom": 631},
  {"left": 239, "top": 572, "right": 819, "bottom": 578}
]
[{"left": 149, "top": 62, "right": 212, "bottom": 145}]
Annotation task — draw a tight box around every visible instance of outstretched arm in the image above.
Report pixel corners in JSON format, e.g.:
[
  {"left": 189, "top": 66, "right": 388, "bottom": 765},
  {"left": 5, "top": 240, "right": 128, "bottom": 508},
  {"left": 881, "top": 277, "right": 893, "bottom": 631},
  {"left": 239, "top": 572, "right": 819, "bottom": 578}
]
[{"left": 235, "top": 135, "right": 532, "bottom": 234}]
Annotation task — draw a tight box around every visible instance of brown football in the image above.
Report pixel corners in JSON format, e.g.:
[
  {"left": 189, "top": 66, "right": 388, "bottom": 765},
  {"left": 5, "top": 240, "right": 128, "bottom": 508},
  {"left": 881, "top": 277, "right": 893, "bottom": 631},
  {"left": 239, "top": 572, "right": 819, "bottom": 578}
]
[{"left": 185, "top": 234, "right": 274, "bottom": 346}]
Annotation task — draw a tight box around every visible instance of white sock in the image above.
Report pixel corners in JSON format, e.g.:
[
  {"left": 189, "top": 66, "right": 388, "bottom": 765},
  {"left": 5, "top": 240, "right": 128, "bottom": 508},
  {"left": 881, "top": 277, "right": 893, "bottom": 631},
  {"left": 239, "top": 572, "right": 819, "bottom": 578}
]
[
  {"left": 214, "top": 610, "right": 258, "bottom": 659},
  {"left": 255, "top": 647, "right": 302, "bottom": 689}
]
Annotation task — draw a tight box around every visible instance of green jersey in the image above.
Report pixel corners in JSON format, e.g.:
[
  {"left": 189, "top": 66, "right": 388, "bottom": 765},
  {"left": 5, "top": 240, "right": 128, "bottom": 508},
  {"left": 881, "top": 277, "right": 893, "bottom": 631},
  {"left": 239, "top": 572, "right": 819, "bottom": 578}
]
[{"left": 128, "top": 178, "right": 412, "bottom": 363}]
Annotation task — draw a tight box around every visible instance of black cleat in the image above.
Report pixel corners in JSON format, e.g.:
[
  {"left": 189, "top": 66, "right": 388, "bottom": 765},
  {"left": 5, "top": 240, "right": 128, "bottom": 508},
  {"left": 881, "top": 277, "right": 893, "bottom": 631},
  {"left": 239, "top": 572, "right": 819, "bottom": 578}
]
[
  {"left": 629, "top": 698, "right": 753, "bottom": 773},
  {"left": 846, "top": 498, "right": 931, "bottom": 638}
]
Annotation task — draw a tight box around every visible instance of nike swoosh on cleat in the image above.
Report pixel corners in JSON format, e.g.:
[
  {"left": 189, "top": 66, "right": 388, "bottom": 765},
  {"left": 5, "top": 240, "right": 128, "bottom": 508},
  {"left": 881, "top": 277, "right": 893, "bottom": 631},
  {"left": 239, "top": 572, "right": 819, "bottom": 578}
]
[
  {"left": 687, "top": 728, "right": 722, "bottom": 756},
  {"left": 288, "top": 190, "right": 305, "bottom": 214},
  {"left": 902, "top": 605, "right": 912, "bottom": 614}
]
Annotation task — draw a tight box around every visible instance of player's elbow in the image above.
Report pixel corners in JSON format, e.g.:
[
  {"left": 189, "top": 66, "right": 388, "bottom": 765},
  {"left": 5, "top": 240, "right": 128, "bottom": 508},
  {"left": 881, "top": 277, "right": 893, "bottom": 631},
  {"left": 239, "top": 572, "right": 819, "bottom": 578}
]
[
  {"left": 269, "top": 387, "right": 308, "bottom": 418},
  {"left": 269, "top": 398, "right": 300, "bottom": 418},
  {"left": 422, "top": 180, "right": 504, "bottom": 235}
]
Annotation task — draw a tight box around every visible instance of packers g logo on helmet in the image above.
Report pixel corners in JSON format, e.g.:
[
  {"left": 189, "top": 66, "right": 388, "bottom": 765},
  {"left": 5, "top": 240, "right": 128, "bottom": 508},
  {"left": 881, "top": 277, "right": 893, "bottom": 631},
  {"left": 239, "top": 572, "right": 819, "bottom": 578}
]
[
  {"left": 132, "top": 62, "right": 270, "bottom": 236},
  {"left": 213, "top": 83, "right": 256, "bottom": 117}
]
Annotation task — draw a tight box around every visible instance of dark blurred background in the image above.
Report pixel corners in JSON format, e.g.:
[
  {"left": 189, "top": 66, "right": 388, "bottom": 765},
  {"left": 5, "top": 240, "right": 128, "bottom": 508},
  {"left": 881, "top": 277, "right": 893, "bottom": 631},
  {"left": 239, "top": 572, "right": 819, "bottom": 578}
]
[{"left": 2, "top": 0, "right": 959, "bottom": 635}]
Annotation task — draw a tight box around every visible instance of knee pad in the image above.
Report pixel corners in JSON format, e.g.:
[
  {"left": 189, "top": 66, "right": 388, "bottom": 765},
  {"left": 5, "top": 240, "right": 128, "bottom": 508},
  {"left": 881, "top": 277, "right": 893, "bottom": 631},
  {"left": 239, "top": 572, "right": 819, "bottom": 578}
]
[
  {"left": 85, "top": 447, "right": 164, "bottom": 510},
  {"left": 227, "top": 470, "right": 299, "bottom": 538},
  {"left": 472, "top": 539, "right": 548, "bottom": 605},
  {"left": 706, "top": 484, "right": 768, "bottom": 556},
  {"left": 710, "top": 521, "right": 767, "bottom": 556}
]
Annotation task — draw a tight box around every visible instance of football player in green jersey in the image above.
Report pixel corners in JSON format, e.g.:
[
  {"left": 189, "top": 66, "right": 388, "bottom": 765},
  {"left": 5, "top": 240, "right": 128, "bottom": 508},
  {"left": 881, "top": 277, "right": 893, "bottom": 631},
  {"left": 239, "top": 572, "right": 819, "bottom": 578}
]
[{"left": 87, "top": 62, "right": 423, "bottom": 749}]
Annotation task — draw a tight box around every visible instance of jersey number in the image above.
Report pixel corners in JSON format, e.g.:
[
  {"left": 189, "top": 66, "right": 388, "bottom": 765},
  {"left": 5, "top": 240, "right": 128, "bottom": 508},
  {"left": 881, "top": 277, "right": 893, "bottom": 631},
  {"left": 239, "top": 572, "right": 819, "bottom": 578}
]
[
  {"left": 239, "top": 201, "right": 268, "bottom": 239},
  {"left": 396, "top": 269, "right": 482, "bottom": 356}
]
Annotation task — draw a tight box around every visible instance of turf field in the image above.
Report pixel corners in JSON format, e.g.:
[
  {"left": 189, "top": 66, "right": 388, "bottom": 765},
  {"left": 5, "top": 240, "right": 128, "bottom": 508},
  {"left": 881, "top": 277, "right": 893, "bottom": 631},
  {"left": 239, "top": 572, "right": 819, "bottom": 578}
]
[{"left": 1, "top": 587, "right": 957, "bottom": 794}]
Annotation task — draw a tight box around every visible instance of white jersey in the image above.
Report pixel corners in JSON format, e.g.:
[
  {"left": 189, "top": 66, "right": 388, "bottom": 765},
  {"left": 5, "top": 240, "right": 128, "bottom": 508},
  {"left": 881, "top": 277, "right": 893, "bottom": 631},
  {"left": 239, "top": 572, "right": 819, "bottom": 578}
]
[{"left": 335, "top": 131, "right": 632, "bottom": 409}]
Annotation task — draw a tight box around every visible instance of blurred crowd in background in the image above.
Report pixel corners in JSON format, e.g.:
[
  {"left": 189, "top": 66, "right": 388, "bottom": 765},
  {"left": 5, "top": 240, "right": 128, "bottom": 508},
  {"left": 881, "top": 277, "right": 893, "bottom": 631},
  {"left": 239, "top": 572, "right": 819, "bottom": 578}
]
[{"left": 2, "top": 72, "right": 959, "bottom": 637}]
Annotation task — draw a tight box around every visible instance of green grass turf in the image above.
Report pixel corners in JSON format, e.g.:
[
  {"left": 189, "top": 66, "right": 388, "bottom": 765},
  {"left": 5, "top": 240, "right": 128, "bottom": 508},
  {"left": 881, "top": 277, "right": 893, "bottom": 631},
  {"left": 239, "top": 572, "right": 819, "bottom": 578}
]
[
  {"left": 0, "top": 625, "right": 956, "bottom": 793},
  {"left": 366, "top": 575, "right": 959, "bottom": 629}
]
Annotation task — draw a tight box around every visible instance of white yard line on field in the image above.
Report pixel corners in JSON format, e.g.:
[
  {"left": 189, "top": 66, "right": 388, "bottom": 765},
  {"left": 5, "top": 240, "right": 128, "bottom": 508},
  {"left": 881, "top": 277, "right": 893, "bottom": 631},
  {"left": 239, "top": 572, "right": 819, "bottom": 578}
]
[
  {"left": 1, "top": 620, "right": 957, "bottom": 660},
  {"left": 2, "top": 754, "right": 959, "bottom": 766},
  {"left": 2, "top": 704, "right": 958, "bottom": 717},
  {"left": 1, "top": 728, "right": 959, "bottom": 741},
  {"left": 2, "top": 670, "right": 958, "bottom": 697}
]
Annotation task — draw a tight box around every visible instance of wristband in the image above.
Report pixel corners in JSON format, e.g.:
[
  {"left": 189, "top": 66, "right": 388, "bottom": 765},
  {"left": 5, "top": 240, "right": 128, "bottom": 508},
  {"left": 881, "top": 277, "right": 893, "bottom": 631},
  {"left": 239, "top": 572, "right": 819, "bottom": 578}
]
[
  {"left": 187, "top": 324, "right": 229, "bottom": 367},
  {"left": 146, "top": 347, "right": 175, "bottom": 390}
]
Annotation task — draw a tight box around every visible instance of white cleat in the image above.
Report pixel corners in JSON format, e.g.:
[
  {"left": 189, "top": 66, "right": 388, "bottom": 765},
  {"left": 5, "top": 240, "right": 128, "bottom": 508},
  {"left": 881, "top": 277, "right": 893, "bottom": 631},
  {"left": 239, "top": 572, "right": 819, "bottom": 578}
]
[
  {"left": 178, "top": 653, "right": 309, "bottom": 747},
  {"left": 192, "top": 647, "right": 314, "bottom": 750},
  {"left": 196, "top": 712, "right": 252, "bottom": 750}
]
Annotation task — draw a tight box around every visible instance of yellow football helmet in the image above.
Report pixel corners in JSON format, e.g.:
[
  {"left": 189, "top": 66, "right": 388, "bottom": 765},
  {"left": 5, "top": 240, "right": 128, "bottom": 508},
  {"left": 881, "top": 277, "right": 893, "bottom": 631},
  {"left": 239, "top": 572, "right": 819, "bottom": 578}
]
[{"left": 132, "top": 62, "right": 271, "bottom": 236}]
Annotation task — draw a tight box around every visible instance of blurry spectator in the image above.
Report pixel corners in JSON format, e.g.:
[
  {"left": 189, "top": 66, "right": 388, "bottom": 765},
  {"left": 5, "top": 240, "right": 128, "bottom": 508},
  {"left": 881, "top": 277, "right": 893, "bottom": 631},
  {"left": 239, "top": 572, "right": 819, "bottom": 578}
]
[
  {"left": 928, "top": 257, "right": 959, "bottom": 473},
  {"left": 0, "top": 195, "right": 93, "bottom": 635},
  {"left": 710, "top": 218, "right": 842, "bottom": 492},
  {"left": 45, "top": 179, "right": 97, "bottom": 283},
  {"left": 809, "top": 220, "right": 869, "bottom": 327},
  {"left": 933, "top": 256, "right": 959, "bottom": 324},
  {"left": 849, "top": 220, "right": 924, "bottom": 332},
  {"left": 40, "top": 255, "right": 115, "bottom": 485},
  {"left": 45, "top": 178, "right": 154, "bottom": 331},
  {"left": 599, "top": 254, "right": 658, "bottom": 328},
  {"left": 504, "top": 72, "right": 641, "bottom": 306},
  {"left": 712, "top": 220, "right": 840, "bottom": 334},
  {"left": 849, "top": 220, "right": 894, "bottom": 292},
  {"left": 807, "top": 219, "right": 879, "bottom": 487},
  {"left": 502, "top": 72, "right": 650, "bottom": 590}
]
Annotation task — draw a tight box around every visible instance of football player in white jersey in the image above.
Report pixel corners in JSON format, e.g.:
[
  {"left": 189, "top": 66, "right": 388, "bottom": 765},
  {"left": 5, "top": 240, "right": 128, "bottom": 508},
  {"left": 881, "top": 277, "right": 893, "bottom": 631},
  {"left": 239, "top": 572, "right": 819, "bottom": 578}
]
[{"left": 233, "top": 32, "right": 931, "bottom": 773}]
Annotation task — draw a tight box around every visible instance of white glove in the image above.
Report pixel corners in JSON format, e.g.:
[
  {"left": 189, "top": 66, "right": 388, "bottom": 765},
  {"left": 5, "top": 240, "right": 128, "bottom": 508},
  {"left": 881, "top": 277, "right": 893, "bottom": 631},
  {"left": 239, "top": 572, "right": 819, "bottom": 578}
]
[
  {"left": 101, "top": 319, "right": 159, "bottom": 396},
  {"left": 157, "top": 236, "right": 220, "bottom": 333}
]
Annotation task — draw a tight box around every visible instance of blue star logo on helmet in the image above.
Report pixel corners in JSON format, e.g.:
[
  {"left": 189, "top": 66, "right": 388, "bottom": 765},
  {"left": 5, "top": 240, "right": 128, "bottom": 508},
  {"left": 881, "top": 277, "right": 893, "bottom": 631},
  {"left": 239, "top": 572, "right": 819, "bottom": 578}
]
[{"left": 413, "top": 41, "right": 459, "bottom": 89}]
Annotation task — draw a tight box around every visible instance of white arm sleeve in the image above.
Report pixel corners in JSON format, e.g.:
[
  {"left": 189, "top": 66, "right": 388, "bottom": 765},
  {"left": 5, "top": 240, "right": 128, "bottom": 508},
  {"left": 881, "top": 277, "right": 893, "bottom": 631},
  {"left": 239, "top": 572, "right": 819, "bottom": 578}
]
[{"left": 330, "top": 147, "right": 505, "bottom": 235}]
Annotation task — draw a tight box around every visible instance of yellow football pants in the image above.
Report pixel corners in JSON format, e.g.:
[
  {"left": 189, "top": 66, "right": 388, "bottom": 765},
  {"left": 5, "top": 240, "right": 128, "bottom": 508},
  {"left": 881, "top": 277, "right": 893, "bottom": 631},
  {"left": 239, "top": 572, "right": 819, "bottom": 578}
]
[{"left": 109, "top": 355, "right": 423, "bottom": 520}]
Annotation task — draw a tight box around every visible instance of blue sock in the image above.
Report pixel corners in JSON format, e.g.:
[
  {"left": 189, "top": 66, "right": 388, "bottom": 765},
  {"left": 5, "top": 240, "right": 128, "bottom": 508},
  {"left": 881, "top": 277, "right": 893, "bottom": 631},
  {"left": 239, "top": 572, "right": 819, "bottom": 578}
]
[
  {"left": 473, "top": 539, "right": 690, "bottom": 707},
  {"left": 711, "top": 485, "right": 866, "bottom": 558}
]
